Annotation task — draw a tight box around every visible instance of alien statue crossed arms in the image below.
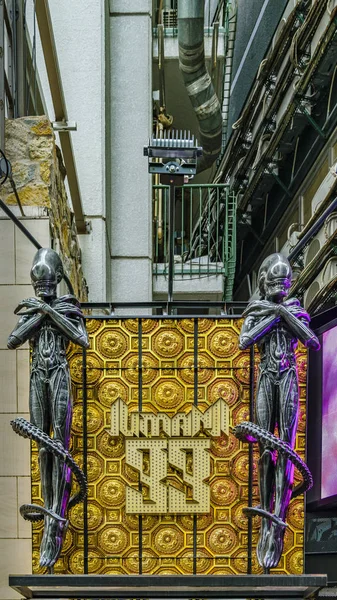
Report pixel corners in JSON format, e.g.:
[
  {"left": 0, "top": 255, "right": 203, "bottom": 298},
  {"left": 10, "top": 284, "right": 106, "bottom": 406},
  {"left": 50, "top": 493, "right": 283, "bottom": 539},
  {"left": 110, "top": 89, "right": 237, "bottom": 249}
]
[
  {"left": 239, "top": 253, "right": 319, "bottom": 569},
  {"left": 8, "top": 248, "right": 89, "bottom": 568}
]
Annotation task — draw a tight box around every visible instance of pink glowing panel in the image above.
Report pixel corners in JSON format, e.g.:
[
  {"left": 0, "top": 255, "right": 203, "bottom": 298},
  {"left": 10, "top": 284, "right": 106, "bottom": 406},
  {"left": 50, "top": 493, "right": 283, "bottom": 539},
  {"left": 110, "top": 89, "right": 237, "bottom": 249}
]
[{"left": 321, "top": 325, "right": 337, "bottom": 499}]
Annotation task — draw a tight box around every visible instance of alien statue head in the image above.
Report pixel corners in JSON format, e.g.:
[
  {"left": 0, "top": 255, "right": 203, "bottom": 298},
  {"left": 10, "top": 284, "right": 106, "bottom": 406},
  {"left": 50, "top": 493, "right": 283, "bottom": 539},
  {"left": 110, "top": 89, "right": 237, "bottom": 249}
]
[
  {"left": 258, "top": 253, "right": 292, "bottom": 302},
  {"left": 30, "top": 248, "right": 64, "bottom": 299}
]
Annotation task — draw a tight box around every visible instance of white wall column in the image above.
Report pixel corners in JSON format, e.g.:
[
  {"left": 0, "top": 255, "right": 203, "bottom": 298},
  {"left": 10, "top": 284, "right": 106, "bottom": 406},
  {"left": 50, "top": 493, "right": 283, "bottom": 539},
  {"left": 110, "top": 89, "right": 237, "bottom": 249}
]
[
  {"left": 108, "top": 0, "right": 153, "bottom": 305},
  {"left": 26, "top": 0, "right": 107, "bottom": 302}
]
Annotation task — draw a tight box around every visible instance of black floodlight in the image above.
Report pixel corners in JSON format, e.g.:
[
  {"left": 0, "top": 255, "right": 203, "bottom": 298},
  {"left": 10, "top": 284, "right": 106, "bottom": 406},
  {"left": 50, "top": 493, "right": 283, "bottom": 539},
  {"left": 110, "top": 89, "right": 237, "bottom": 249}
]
[{"left": 144, "top": 129, "right": 202, "bottom": 175}]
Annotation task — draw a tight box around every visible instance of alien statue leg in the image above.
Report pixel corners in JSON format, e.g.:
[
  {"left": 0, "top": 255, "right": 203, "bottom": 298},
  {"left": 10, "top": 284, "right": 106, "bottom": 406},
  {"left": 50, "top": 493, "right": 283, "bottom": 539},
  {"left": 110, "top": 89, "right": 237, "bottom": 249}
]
[
  {"left": 255, "top": 370, "right": 276, "bottom": 565},
  {"left": 29, "top": 368, "right": 55, "bottom": 564},
  {"left": 30, "top": 368, "right": 52, "bottom": 506},
  {"left": 264, "top": 367, "right": 298, "bottom": 569},
  {"left": 39, "top": 362, "right": 72, "bottom": 568}
]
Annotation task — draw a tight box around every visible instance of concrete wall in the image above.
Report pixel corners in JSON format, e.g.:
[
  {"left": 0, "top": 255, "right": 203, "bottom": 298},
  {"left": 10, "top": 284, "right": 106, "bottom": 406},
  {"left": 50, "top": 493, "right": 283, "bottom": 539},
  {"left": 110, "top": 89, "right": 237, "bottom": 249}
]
[
  {"left": 26, "top": 0, "right": 153, "bottom": 305},
  {"left": 25, "top": 0, "right": 107, "bottom": 301},
  {"left": 108, "top": 0, "right": 153, "bottom": 307}
]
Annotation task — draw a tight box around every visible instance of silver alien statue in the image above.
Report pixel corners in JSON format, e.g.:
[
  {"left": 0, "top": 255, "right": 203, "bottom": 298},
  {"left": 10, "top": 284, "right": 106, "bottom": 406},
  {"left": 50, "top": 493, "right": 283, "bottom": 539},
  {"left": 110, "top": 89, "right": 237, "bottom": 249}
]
[
  {"left": 239, "top": 253, "right": 320, "bottom": 569},
  {"left": 8, "top": 248, "right": 89, "bottom": 567}
]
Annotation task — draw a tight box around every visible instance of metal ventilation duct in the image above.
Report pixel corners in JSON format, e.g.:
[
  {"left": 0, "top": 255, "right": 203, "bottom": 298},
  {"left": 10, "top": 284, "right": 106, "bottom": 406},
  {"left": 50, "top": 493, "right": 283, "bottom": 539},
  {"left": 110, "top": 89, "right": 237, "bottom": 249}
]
[{"left": 178, "top": 0, "right": 222, "bottom": 173}]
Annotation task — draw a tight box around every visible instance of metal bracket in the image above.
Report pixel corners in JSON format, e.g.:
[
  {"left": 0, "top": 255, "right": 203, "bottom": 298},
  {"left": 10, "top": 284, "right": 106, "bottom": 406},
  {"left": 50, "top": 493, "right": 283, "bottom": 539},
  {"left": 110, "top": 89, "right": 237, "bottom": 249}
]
[
  {"left": 144, "top": 129, "right": 202, "bottom": 176},
  {"left": 264, "top": 164, "right": 292, "bottom": 198},
  {"left": 84, "top": 220, "right": 92, "bottom": 234},
  {"left": 52, "top": 121, "right": 77, "bottom": 132},
  {"left": 295, "top": 101, "right": 326, "bottom": 139}
]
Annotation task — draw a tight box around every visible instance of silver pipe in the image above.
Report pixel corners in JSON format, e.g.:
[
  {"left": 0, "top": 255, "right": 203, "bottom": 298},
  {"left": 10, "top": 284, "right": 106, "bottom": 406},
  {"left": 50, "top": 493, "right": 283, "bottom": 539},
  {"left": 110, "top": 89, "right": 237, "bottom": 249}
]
[{"left": 178, "top": 0, "right": 222, "bottom": 173}]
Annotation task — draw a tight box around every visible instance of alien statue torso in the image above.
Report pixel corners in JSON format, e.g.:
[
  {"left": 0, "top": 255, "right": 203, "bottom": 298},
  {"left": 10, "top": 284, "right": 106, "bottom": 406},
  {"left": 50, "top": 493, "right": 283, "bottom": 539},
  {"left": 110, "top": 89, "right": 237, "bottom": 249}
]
[
  {"left": 29, "top": 296, "right": 77, "bottom": 373},
  {"left": 257, "top": 319, "right": 298, "bottom": 377}
]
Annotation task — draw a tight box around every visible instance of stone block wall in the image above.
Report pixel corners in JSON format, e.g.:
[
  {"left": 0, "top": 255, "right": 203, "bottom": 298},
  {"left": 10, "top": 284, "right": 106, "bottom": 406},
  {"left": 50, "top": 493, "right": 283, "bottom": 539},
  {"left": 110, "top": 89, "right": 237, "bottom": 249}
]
[{"left": 2, "top": 116, "right": 88, "bottom": 301}]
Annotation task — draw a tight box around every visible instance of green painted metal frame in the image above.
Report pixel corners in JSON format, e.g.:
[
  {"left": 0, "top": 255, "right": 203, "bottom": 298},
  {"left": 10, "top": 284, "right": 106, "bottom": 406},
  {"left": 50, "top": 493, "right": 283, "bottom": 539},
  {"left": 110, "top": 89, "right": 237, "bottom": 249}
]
[{"left": 153, "top": 183, "right": 237, "bottom": 300}]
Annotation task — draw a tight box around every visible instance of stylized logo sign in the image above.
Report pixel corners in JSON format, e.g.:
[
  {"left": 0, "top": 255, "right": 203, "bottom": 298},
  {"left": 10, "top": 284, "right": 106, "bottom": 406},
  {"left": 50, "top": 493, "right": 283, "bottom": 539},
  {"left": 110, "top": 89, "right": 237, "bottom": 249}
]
[{"left": 109, "top": 398, "right": 229, "bottom": 514}]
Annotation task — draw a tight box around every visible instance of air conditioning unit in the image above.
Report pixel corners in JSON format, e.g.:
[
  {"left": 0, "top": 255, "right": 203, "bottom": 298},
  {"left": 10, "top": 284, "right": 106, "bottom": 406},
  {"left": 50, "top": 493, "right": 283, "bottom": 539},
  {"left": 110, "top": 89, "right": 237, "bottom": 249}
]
[
  {"left": 304, "top": 257, "right": 337, "bottom": 309},
  {"left": 311, "top": 164, "right": 337, "bottom": 215},
  {"left": 303, "top": 212, "right": 337, "bottom": 267},
  {"left": 162, "top": 9, "right": 177, "bottom": 28},
  {"left": 278, "top": 223, "right": 301, "bottom": 257}
]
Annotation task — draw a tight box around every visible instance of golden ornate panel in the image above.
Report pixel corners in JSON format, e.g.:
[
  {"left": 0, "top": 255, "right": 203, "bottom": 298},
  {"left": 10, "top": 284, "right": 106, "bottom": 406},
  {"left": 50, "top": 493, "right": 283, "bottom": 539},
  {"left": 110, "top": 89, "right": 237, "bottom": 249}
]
[{"left": 32, "top": 318, "right": 306, "bottom": 575}]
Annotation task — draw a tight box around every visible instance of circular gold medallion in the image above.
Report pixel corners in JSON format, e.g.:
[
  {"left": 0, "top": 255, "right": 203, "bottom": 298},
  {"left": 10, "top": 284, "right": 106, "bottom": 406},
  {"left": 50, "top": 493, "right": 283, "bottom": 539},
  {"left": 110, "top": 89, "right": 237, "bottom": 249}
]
[
  {"left": 153, "top": 379, "right": 184, "bottom": 409},
  {"left": 153, "top": 526, "right": 184, "bottom": 554},
  {"left": 179, "top": 353, "right": 214, "bottom": 384},
  {"left": 207, "top": 525, "right": 238, "bottom": 554},
  {"left": 98, "top": 380, "right": 128, "bottom": 407},
  {"left": 153, "top": 329, "right": 184, "bottom": 357},
  {"left": 97, "top": 431, "right": 124, "bottom": 458},
  {"left": 97, "top": 330, "right": 128, "bottom": 358},
  {"left": 98, "top": 477, "right": 125, "bottom": 507},
  {"left": 211, "top": 433, "right": 239, "bottom": 457},
  {"left": 69, "top": 353, "right": 102, "bottom": 384},
  {"left": 211, "top": 477, "right": 238, "bottom": 506},
  {"left": 99, "top": 525, "right": 129, "bottom": 553},
  {"left": 209, "top": 329, "right": 238, "bottom": 357},
  {"left": 208, "top": 379, "right": 239, "bottom": 406}
]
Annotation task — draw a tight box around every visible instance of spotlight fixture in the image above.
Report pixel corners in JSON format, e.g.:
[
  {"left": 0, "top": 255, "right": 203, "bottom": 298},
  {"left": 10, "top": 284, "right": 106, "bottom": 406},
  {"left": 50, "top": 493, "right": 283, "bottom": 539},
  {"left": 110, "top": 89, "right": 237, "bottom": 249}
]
[
  {"left": 144, "top": 130, "right": 203, "bottom": 307},
  {"left": 144, "top": 129, "right": 202, "bottom": 176}
]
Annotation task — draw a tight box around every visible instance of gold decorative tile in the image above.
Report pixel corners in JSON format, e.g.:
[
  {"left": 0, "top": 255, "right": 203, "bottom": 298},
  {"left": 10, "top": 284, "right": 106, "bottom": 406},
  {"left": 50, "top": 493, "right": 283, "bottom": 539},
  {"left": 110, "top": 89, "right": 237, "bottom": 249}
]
[{"left": 32, "top": 318, "right": 305, "bottom": 574}]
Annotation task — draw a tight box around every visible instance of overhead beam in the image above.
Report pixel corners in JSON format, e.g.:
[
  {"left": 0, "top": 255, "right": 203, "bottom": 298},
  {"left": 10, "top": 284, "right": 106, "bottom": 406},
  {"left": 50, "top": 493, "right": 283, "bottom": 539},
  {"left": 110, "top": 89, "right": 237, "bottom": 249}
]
[{"left": 35, "top": 0, "right": 87, "bottom": 234}]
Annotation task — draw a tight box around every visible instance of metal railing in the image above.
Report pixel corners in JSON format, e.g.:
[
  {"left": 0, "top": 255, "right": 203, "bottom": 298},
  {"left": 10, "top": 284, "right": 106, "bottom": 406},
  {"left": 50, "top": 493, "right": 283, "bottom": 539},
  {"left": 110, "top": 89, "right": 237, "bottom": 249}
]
[{"left": 153, "top": 183, "right": 236, "bottom": 298}]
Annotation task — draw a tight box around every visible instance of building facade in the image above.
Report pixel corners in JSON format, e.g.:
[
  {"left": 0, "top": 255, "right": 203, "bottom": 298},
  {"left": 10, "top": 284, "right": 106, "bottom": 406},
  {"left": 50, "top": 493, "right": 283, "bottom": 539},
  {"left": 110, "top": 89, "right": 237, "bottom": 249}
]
[{"left": 1, "top": 0, "right": 337, "bottom": 596}]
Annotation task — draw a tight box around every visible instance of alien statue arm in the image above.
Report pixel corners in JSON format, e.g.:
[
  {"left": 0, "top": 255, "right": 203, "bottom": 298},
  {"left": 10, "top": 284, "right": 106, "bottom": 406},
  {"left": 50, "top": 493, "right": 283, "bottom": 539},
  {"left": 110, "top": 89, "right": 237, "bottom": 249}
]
[
  {"left": 239, "top": 298, "right": 320, "bottom": 351},
  {"left": 239, "top": 302, "right": 280, "bottom": 350},
  {"left": 7, "top": 309, "right": 46, "bottom": 349},
  {"left": 278, "top": 302, "right": 320, "bottom": 350},
  {"left": 42, "top": 297, "right": 89, "bottom": 348},
  {"left": 8, "top": 295, "right": 89, "bottom": 350}
]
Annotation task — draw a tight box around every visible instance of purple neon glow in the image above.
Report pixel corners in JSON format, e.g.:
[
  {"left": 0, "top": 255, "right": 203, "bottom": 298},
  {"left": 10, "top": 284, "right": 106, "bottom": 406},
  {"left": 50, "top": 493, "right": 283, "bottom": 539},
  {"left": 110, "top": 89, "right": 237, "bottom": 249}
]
[{"left": 321, "top": 325, "right": 337, "bottom": 499}]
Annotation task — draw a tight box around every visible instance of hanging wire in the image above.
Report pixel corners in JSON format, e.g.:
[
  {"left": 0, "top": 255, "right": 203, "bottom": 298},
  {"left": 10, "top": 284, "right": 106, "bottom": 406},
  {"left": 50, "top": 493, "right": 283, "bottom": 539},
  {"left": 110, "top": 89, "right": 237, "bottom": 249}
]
[
  {"left": 0, "top": 149, "right": 10, "bottom": 184},
  {"left": 0, "top": 148, "right": 24, "bottom": 215}
]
